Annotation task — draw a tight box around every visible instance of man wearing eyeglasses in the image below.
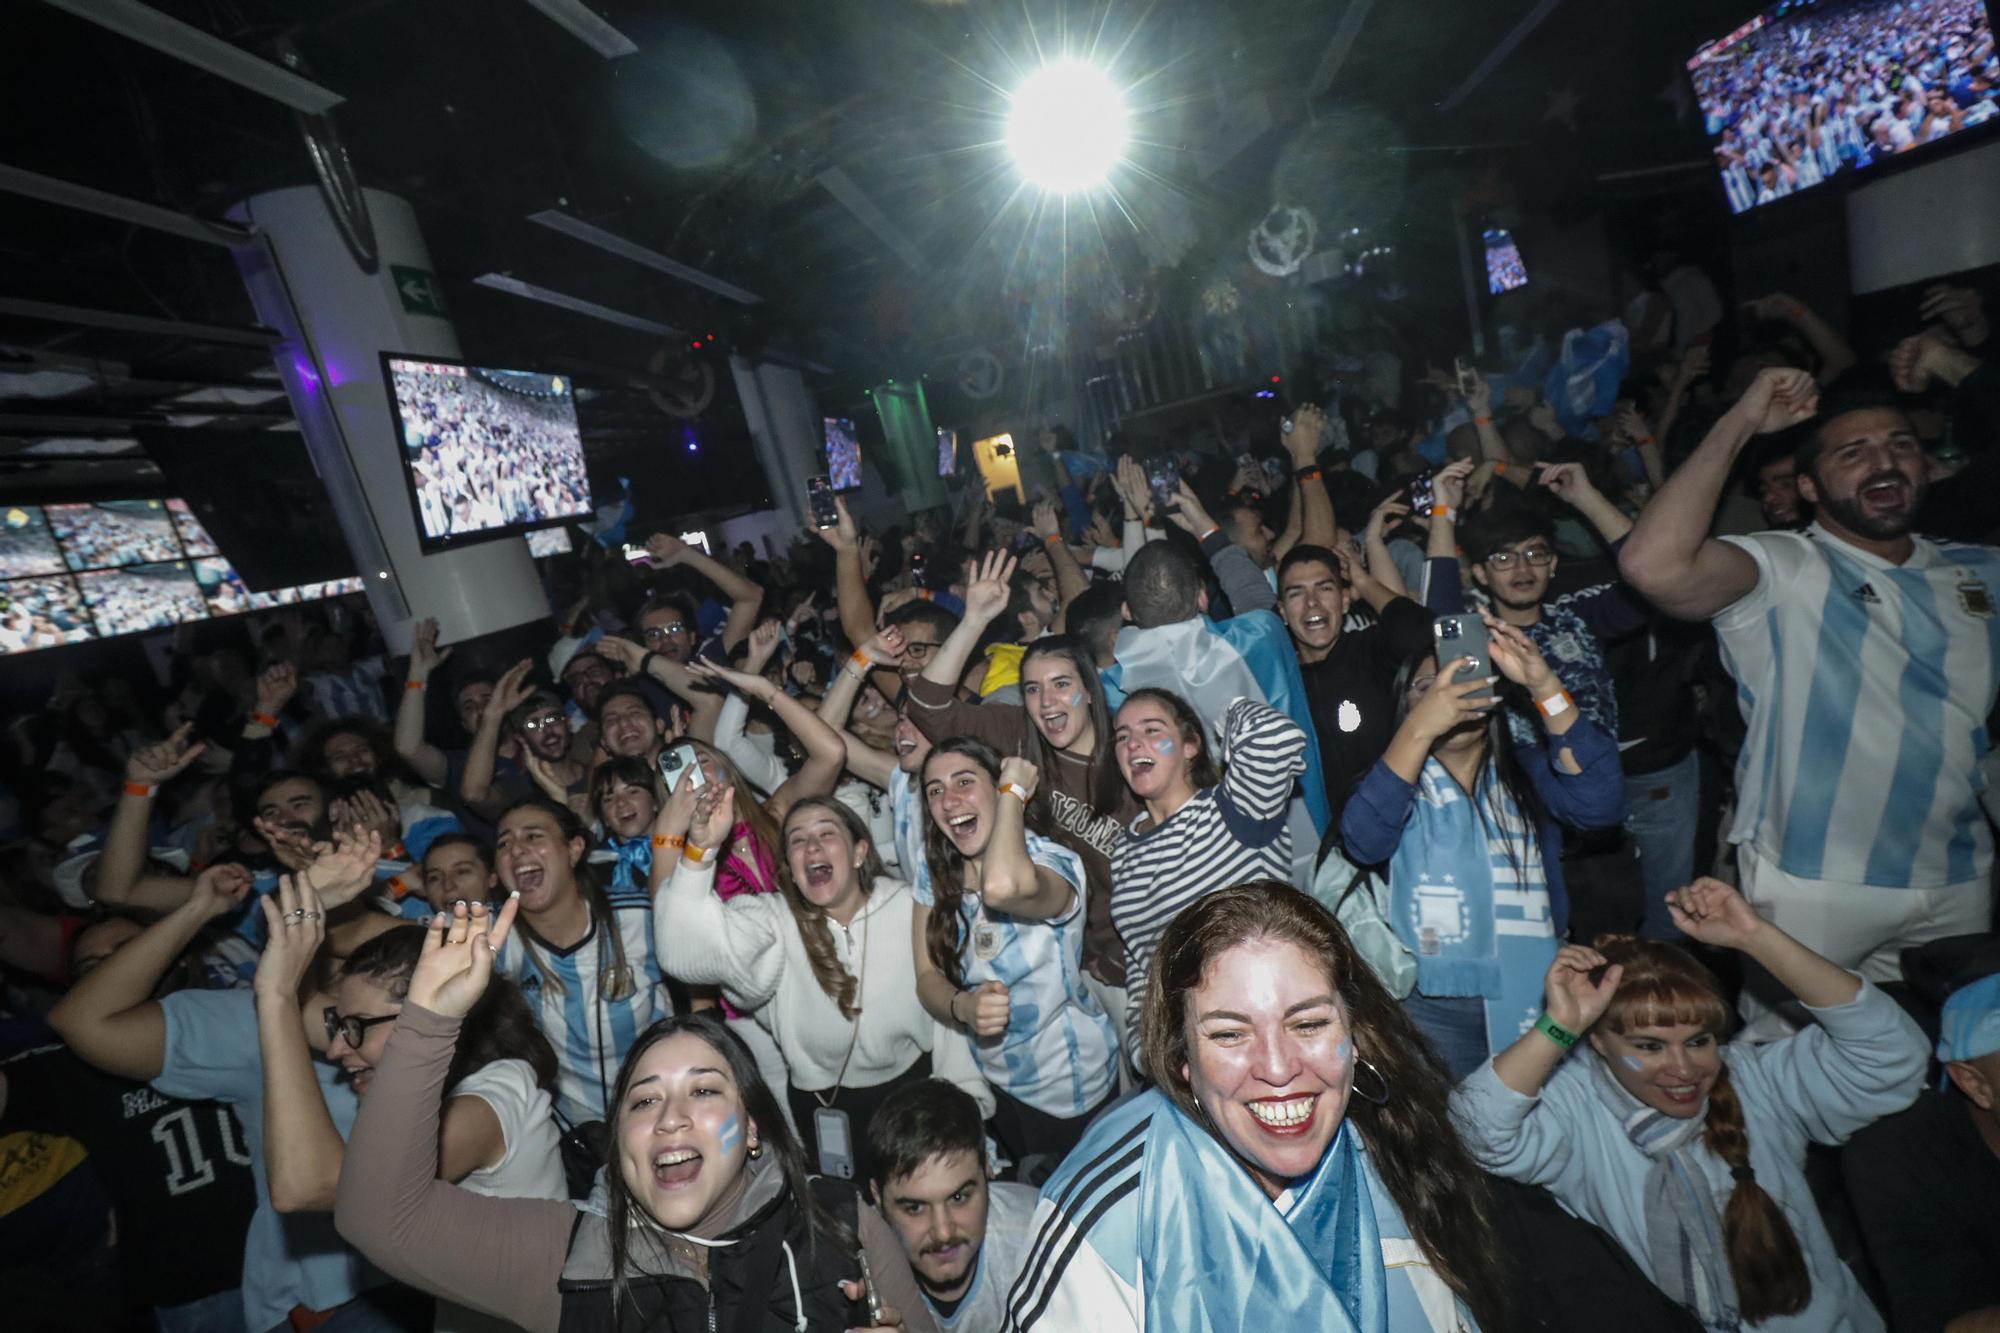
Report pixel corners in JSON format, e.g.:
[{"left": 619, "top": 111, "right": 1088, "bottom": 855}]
[{"left": 635, "top": 530, "right": 767, "bottom": 664}]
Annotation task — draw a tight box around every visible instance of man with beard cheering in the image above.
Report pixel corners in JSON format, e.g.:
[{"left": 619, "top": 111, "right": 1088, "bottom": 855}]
[{"left": 1620, "top": 367, "right": 2000, "bottom": 1036}]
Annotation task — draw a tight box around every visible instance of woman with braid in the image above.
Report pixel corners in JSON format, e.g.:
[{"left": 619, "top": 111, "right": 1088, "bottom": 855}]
[
  {"left": 655, "top": 784, "right": 992, "bottom": 1169},
  {"left": 1452, "top": 878, "right": 1926, "bottom": 1332}
]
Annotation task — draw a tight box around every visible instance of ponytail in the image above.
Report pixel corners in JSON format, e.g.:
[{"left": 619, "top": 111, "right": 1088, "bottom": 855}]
[{"left": 1703, "top": 1064, "right": 1811, "bottom": 1322}]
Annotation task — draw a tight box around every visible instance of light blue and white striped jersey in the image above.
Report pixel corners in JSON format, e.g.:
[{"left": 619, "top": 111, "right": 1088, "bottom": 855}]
[
  {"left": 1716, "top": 525, "right": 2000, "bottom": 889},
  {"left": 493, "top": 888, "right": 672, "bottom": 1123},
  {"left": 899, "top": 775, "right": 1116, "bottom": 1118}
]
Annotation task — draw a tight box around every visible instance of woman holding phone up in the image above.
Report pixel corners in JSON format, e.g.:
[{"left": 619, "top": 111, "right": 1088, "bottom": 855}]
[
  {"left": 1336, "top": 617, "right": 1625, "bottom": 1080},
  {"left": 335, "top": 899, "right": 934, "bottom": 1332}
]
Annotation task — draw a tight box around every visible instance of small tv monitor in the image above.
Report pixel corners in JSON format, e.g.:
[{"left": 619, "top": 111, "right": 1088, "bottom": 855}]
[
  {"left": 0, "top": 574, "right": 95, "bottom": 653},
  {"left": 192, "top": 557, "right": 255, "bottom": 618},
  {"left": 937, "top": 427, "right": 958, "bottom": 477},
  {"left": 383, "top": 354, "right": 595, "bottom": 551},
  {"left": 166, "top": 498, "right": 220, "bottom": 558},
  {"left": 527, "top": 526, "right": 574, "bottom": 558},
  {"left": 1484, "top": 229, "right": 1529, "bottom": 294},
  {"left": 1691, "top": 0, "right": 2000, "bottom": 215},
  {"left": 47, "top": 500, "right": 182, "bottom": 572},
  {"left": 824, "top": 417, "right": 863, "bottom": 491},
  {"left": 0, "top": 506, "right": 66, "bottom": 578},
  {"left": 78, "top": 560, "right": 209, "bottom": 637}
]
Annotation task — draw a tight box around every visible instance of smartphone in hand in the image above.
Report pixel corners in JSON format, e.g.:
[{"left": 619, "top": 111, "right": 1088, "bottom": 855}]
[
  {"left": 808, "top": 476, "right": 839, "bottom": 529},
  {"left": 1432, "top": 614, "right": 1495, "bottom": 702}
]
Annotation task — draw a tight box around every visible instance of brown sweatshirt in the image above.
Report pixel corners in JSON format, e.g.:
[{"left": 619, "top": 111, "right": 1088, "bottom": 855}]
[
  {"left": 333, "top": 1003, "right": 935, "bottom": 1333},
  {"left": 903, "top": 674, "right": 1134, "bottom": 987}
]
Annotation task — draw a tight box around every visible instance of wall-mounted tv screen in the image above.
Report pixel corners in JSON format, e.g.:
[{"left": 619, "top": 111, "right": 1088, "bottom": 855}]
[
  {"left": 78, "top": 560, "right": 209, "bottom": 637},
  {"left": 0, "top": 574, "right": 94, "bottom": 652},
  {"left": 526, "top": 526, "right": 574, "bottom": 558},
  {"left": 1692, "top": 0, "right": 1999, "bottom": 215},
  {"left": 383, "top": 354, "right": 594, "bottom": 551},
  {"left": 47, "top": 500, "right": 181, "bottom": 571},
  {"left": 824, "top": 416, "right": 863, "bottom": 491}
]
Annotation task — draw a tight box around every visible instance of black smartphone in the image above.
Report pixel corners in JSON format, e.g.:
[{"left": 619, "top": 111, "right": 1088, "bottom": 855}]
[
  {"left": 1408, "top": 470, "right": 1436, "bottom": 513},
  {"left": 808, "top": 476, "right": 839, "bottom": 529},
  {"left": 856, "top": 1250, "right": 886, "bottom": 1326},
  {"left": 1432, "top": 614, "right": 1495, "bottom": 701},
  {"left": 1454, "top": 356, "right": 1477, "bottom": 400},
  {"left": 1147, "top": 456, "right": 1179, "bottom": 510}
]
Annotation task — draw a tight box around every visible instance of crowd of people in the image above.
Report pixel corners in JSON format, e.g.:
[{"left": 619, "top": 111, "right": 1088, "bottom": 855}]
[
  {"left": 0, "top": 574, "right": 93, "bottom": 651},
  {"left": 77, "top": 564, "right": 211, "bottom": 637},
  {"left": 47, "top": 502, "right": 184, "bottom": 572},
  {"left": 1695, "top": 0, "right": 1997, "bottom": 212},
  {"left": 1, "top": 265, "right": 1996, "bottom": 1333},
  {"left": 393, "top": 364, "right": 593, "bottom": 542},
  {"left": 0, "top": 508, "right": 65, "bottom": 579}
]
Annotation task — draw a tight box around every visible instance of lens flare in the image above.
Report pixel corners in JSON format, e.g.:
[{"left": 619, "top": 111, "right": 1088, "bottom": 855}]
[{"left": 1005, "top": 60, "right": 1128, "bottom": 193}]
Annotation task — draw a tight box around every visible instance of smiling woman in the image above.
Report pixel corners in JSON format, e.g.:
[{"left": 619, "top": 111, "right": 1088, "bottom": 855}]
[
  {"left": 333, "top": 907, "right": 936, "bottom": 1333},
  {"left": 1006, "top": 882, "right": 1506, "bottom": 1332}
]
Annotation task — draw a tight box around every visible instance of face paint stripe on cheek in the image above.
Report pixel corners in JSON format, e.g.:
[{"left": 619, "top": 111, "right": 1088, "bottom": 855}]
[
  {"left": 1621, "top": 1055, "right": 1645, "bottom": 1072},
  {"left": 718, "top": 1115, "right": 742, "bottom": 1155},
  {"left": 1152, "top": 736, "right": 1176, "bottom": 755}
]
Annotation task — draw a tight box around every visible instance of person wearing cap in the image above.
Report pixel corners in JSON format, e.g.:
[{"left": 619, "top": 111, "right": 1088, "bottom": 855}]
[{"left": 1842, "top": 970, "right": 2000, "bottom": 1332}]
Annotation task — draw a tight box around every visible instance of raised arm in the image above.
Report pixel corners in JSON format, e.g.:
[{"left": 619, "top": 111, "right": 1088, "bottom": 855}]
[
  {"left": 1284, "top": 405, "right": 1338, "bottom": 552},
  {"left": 1744, "top": 292, "right": 1856, "bottom": 387},
  {"left": 1169, "top": 483, "right": 1275, "bottom": 616},
  {"left": 461, "top": 659, "right": 534, "bottom": 812},
  {"left": 49, "top": 865, "right": 253, "bottom": 1080},
  {"left": 654, "top": 786, "right": 783, "bottom": 1008},
  {"left": 686, "top": 658, "right": 845, "bottom": 822},
  {"left": 335, "top": 902, "right": 572, "bottom": 1333},
  {"left": 818, "top": 629, "right": 904, "bottom": 789},
  {"left": 1215, "top": 698, "right": 1308, "bottom": 822},
  {"left": 1619, "top": 369, "right": 1814, "bottom": 620},
  {"left": 645, "top": 532, "right": 765, "bottom": 654},
  {"left": 1029, "top": 499, "right": 1089, "bottom": 629},
  {"left": 394, "top": 617, "right": 453, "bottom": 789},
  {"left": 1361, "top": 496, "right": 1413, "bottom": 601},
  {"left": 93, "top": 725, "right": 207, "bottom": 914},
  {"left": 593, "top": 634, "right": 724, "bottom": 742},
  {"left": 920, "top": 550, "right": 1013, "bottom": 690},
  {"left": 252, "top": 875, "right": 347, "bottom": 1213},
  {"left": 979, "top": 759, "right": 1076, "bottom": 920},
  {"left": 1536, "top": 463, "right": 1632, "bottom": 546},
  {"left": 813, "top": 496, "right": 881, "bottom": 649}
]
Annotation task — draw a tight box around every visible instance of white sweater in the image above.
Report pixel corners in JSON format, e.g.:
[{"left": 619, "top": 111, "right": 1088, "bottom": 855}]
[{"left": 655, "top": 859, "right": 993, "bottom": 1115}]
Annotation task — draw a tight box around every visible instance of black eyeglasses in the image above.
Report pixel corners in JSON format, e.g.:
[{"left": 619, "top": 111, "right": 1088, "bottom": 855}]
[
  {"left": 642, "top": 623, "right": 687, "bottom": 643},
  {"left": 323, "top": 1006, "right": 399, "bottom": 1049},
  {"left": 1483, "top": 546, "right": 1554, "bottom": 570},
  {"left": 520, "top": 712, "right": 565, "bottom": 733},
  {"left": 902, "top": 640, "right": 940, "bottom": 660}
]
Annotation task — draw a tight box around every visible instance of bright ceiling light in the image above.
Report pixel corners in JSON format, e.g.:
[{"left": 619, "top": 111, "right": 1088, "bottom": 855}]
[{"left": 1006, "top": 60, "right": 1128, "bottom": 193}]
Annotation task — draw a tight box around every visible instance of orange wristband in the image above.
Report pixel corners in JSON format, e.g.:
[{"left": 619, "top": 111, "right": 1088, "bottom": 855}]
[
  {"left": 1473, "top": 415, "right": 1494, "bottom": 426},
  {"left": 1431, "top": 504, "right": 1457, "bottom": 524},
  {"left": 252, "top": 712, "right": 279, "bottom": 729},
  {"left": 1295, "top": 467, "right": 1322, "bottom": 483},
  {"left": 681, "top": 842, "right": 716, "bottom": 865},
  {"left": 405, "top": 679, "right": 425, "bottom": 691},
  {"left": 848, "top": 649, "right": 872, "bottom": 672},
  {"left": 124, "top": 781, "right": 157, "bottom": 799},
  {"left": 1535, "top": 689, "right": 1575, "bottom": 720},
  {"left": 1042, "top": 531, "right": 1062, "bottom": 546},
  {"left": 1492, "top": 461, "right": 1509, "bottom": 476},
  {"left": 1000, "top": 782, "right": 1031, "bottom": 805},
  {"left": 652, "top": 834, "right": 686, "bottom": 852}
]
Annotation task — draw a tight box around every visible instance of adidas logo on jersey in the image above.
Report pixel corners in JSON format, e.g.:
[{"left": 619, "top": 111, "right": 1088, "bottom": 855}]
[{"left": 1851, "top": 582, "right": 1880, "bottom": 604}]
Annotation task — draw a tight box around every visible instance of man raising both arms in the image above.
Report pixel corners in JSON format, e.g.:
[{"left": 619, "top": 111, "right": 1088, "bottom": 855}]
[{"left": 1619, "top": 367, "right": 2000, "bottom": 1035}]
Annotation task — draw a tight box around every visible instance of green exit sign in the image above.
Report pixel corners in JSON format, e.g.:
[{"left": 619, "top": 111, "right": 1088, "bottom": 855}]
[{"left": 391, "top": 265, "right": 448, "bottom": 318}]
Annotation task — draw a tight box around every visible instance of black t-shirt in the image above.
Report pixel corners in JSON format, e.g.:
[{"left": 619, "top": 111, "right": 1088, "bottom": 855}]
[
  {"left": 1842, "top": 1088, "right": 2000, "bottom": 1332},
  {"left": 1, "top": 1034, "right": 256, "bottom": 1310},
  {"left": 1299, "top": 596, "right": 1435, "bottom": 830}
]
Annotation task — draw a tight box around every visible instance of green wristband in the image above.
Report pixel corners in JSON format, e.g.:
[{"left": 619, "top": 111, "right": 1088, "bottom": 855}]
[{"left": 1534, "top": 1012, "right": 1579, "bottom": 1051}]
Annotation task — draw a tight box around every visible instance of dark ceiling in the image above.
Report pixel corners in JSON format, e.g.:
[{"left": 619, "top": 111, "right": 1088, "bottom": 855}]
[{"left": 0, "top": 0, "right": 1750, "bottom": 498}]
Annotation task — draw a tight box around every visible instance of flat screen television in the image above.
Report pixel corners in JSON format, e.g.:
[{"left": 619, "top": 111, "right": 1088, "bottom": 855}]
[
  {"left": 526, "top": 526, "right": 574, "bottom": 558},
  {"left": 1691, "top": 0, "right": 1999, "bottom": 215},
  {"left": 824, "top": 416, "right": 863, "bottom": 491},
  {"left": 46, "top": 500, "right": 181, "bottom": 571},
  {"left": 0, "top": 505, "right": 66, "bottom": 578},
  {"left": 937, "top": 427, "right": 959, "bottom": 477},
  {"left": 77, "top": 560, "right": 209, "bottom": 636},
  {"left": 383, "top": 354, "right": 595, "bottom": 551},
  {"left": 0, "top": 574, "right": 94, "bottom": 652}
]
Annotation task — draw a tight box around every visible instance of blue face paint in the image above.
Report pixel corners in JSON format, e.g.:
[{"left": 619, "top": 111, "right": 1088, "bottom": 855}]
[
  {"left": 718, "top": 1115, "right": 743, "bottom": 1155},
  {"left": 1152, "top": 735, "right": 1177, "bottom": 756},
  {"left": 1068, "top": 691, "right": 1085, "bottom": 709},
  {"left": 1620, "top": 1055, "right": 1645, "bottom": 1073},
  {"left": 1335, "top": 1034, "right": 1354, "bottom": 1066}
]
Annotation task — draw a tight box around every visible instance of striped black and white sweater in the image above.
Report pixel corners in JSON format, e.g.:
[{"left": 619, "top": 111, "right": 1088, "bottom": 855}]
[{"left": 1108, "top": 697, "right": 1306, "bottom": 1047}]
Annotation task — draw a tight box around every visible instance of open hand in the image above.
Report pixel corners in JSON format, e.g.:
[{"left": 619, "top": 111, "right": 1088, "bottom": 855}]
[
  {"left": 1542, "top": 944, "right": 1622, "bottom": 1035},
  {"left": 406, "top": 897, "right": 519, "bottom": 1018},
  {"left": 1403, "top": 656, "right": 1495, "bottom": 743},
  {"left": 687, "top": 782, "right": 737, "bottom": 853},
  {"left": 961, "top": 550, "right": 1018, "bottom": 625},
  {"left": 742, "top": 620, "right": 784, "bottom": 677},
  {"left": 303, "top": 825, "right": 385, "bottom": 908},
  {"left": 1480, "top": 613, "right": 1560, "bottom": 696},
  {"left": 253, "top": 875, "right": 327, "bottom": 999},
  {"left": 409, "top": 616, "right": 453, "bottom": 679}
]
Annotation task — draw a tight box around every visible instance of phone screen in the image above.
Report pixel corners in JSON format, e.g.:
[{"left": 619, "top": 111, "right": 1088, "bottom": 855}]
[
  {"left": 622, "top": 543, "right": 652, "bottom": 568},
  {"left": 808, "top": 476, "right": 839, "bottom": 529},
  {"left": 1408, "top": 472, "right": 1436, "bottom": 513},
  {"left": 1147, "top": 457, "right": 1179, "bottom": 510}
]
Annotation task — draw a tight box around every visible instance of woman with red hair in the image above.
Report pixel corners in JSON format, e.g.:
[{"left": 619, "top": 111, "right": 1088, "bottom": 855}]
[{"left": 1452, "top": 877, "right": 1926, "bottom": 1332}]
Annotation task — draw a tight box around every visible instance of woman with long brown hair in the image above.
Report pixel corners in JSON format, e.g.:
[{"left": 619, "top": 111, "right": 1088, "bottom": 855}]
[
  {"left": 1454, "top": 877, "right": 1927, "bottom": 1332},
  {"left": 653, "top": 784, "right": 991, "bottom": 1171},
  {"left": 1006, "top": 880, "right": 1508, "bottom": 1332}
]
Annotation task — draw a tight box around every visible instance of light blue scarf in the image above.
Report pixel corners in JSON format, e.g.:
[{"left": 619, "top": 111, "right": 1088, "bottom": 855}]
[
  {"left": 1387, "top": 757, "right": 1557, "bottom": 1056},
  {"left": 1139, "top": 1092, "right": 1386, "bottom": 1333},
  {"left": 606, "top": 834, "right": 653, "bottom": 892}
]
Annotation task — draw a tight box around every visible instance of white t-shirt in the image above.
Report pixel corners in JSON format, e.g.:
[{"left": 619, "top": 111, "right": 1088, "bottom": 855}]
[
  {"left": 437, "top": 1058, "right": 570, "bottom": 1333},
  {"left": 1715, "top": 525, "right": 2000, "bottom": 889},
  {"left": 931, "top": 1181, "right": 1039, "bottom": 1333}
]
